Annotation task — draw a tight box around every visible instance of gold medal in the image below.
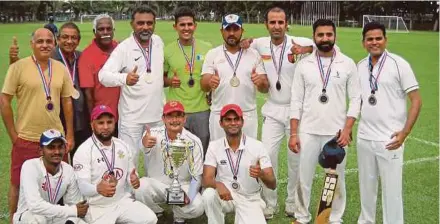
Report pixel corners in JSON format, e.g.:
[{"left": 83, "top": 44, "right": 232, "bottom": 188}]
[
  {"left": 145, "top": 74, "right": 153, "bottom": 84},
  {"left": 230, "top": 76, "right": 240, "bottom": 87}
]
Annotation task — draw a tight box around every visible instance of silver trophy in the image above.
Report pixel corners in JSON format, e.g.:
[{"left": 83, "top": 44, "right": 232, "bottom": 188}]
[{"left": 163, "top": 133, "right": 190, "bottom": 205}]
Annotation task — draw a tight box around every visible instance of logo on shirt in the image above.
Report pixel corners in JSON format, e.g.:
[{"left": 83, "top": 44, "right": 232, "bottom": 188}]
[
  {"left": 97, "top": 157, "right": 105, "bottom": 163},
  {"left": 196, "top": 54, "right": 204, "bottom": 61},
  {"left": 392, "top": 154, "right": 399, "bottom": 160},
  {"left": 73, "top": 164, "right": 83, "bottom": 171},
  {"left": 261, "top": 55, "right": 271, "bottom": 61},
  {"left": 220, "top": 159, "right": 227, "bottom": 165},
  {"left": 134, "top": 56, "right": 141, "bottom": 61},
  {"left": 118, "top": 150, "right": 125, "bottom": 159},
  {"left": 102, "top": 168, "right": 124, "bottom": 181}
]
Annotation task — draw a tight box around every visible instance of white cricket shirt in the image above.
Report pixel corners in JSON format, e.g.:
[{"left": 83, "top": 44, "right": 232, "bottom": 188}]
[
  {"left": 290, "top": 50, "right": 361, "bottom": 135},
  {"left": 201, "top": 45, "right": 266, "bottom": 112},
  {"left": 73, "top": 135, "right": 135, "bottom": 206},
  {"left": 204, "top": 135, "right": 272, "bottom": 196},
  {"left": 357, "top": 50, "right": 419, "bottom": 141},
  {"left": 251, "top": 35, "right": 314, "bottom": 105},
  {"left": 98, "top": 34, "right": 165, "bottom": 124},
  {"left": 141, "top": 126, "right": 204, "bottom": 185},
  {"left": 16, "top": 158, "right": 82, "bottom": 219}
]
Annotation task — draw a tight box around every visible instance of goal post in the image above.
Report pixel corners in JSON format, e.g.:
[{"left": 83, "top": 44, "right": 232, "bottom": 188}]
[
  {"left": 363, "top": 15, "right": 409, "bottom": 33},
  {"left": 80, "top": 14, "right": 100, "bottom": 24}
]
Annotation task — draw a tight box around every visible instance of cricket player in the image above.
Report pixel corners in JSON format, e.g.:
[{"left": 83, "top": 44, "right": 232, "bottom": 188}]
[
  {"left": 99, "top": 6, "right": 165, "bottom": 168},
  {"left": 357, "top": 22, "right": 422, "bottom": 224},
  {"left": 201, "top": 14, "right": 269, "bottom": 141},
  {"left": 202, "top": 104, "right": 276, "bottom": 224},
  {"left": 289, "top": 19, "right": 361, "bottom": 224},
  {"left": 243, "top": 6, "right": 314, "bottom": 219},
  {"left": 163, "top": 6, "right": 212, "bottom": 153},
  {"left": 73, "top": 105, "right": 157, "bottom": 224},
  {"left": 13, "top": 129, "right": 87, "bottom": 224},
  {"left": 135, "top": 100, "right": 204, "bottom": 223}
]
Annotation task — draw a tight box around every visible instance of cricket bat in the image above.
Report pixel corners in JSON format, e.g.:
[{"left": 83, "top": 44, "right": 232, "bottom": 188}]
[{"left": 315, "top": 169, "right": 338, "bottom": 224}]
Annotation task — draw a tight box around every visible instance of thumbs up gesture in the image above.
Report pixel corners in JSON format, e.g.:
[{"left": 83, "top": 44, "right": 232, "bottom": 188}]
[
  {"left": 209, "top": 69, "right": 220, "bottom": 90},
  {"left": 170, "top": 70, "right": 181, "bottom": 88},
  {"left": 249, "top": 159, "right": 262, "bottom": 178},
  {"left": 9, "top": 36, "right": 19, "bottom": 64},
  {"left": 130, "top": 168, "right": 140, "bottom": 189},
  {"left": 142, "top": 125, "right": 157, "bottom": 148},
  {"left": 250, "top": 67, "right": 263, "bottom": 87},
  {"left": 126, "top": 66, "right": 139, "bottom": 86},
  {"left": 289, "top": 39, "right": 313, "bottom": 63}
]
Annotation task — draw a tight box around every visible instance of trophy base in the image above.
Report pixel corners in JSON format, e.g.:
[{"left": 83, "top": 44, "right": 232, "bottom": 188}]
[{"left": 166, "top": 188, "right": 185, "bottom": 205}]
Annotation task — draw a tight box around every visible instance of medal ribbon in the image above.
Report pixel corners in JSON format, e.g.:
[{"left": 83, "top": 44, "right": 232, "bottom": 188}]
[
  {"left": 368, "top": 52, "right": 387, "bottom": 93},
  {"left": 316, "top": 50, "right": 336, "bottom": 91},
  {"left": 223, "top": 45, "right": 243, "bottom": 77},
  {"left": 133, "top": 34, "right": 153, "bottom": 72},
  {"left": 57, "top": 48, "right": 77, "bottom": 83},
  {"left": 32, "top": 55, "right": 52, "bottom": 100},
  {"left": 270, "top": 37, "right": 287, "bottom": 81},
  {"left": 45, "top": 166, "right": 63, "bottom": 204},
  {"left": 92, "top": 135, "right": 115, "bottom": 173},
  {"left": 225, "top": 135, "right": 246, "bottom": 179},
  {"left": 177, "top": 39, "right": 196, "bottom": 76}
]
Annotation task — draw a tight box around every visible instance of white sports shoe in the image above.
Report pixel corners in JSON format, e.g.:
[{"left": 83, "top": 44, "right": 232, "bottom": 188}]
[{"left": 285, "top": 203, "right": 295, "bottom": 217}]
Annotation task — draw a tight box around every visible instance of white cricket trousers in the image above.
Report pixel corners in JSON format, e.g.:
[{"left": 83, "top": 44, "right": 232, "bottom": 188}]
[
  {"left": 118, "top": 120, "right": 163, "bottom": 175},
  {"left": 83, "top": 195, "right": 157, "bottom": 224},
  {"left": 357, "top": 138, "right": 404, "bottom": 224},
  {"left": 260, "top": 102, "right": 300, "bottom": 209},
  {"left": 202, "top": 188, "right": 266, "bottom": 224},
  {"left": 294, "top": 133, "right": 347, "bottom": 224},
  {"left": 13, "top": 212, "right": 84, "bottom": 224},
  {"left": 209, "top": 109, "right": 258, "bottom": 141},
  {"left": 135, "top": 177, "right": 204, "bottom": 220}
]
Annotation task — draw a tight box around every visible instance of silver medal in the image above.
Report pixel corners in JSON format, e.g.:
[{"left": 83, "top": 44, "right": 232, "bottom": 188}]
[
  {"left": 368, "top": 94, "right": 377, "bottom": 106},
  {"left": 230, "top": 76, "right": 240, "bottom": 87},
  {"left": 319, "top": 93, "right": 329, "bottom": 104},
  {"left": 144, "top": 74, "right": 153, "bottom": 84},
  {"left": 231, "top": 181, "right": 240, "bottom": 191},
  {"left": 72, "top": 88, "right": 80, "bottom": 99}
]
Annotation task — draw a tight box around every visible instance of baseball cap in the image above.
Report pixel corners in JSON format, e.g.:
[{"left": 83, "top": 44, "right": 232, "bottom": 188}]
[
  {"left": 220, "top": 104, "right": 243, "bottom": 118},
  {"left": 163, "top": 100, "right": 185, "bottom": 115},
  {"left": 222, "top": 14, "right": 243, "bottom": 29},
  {"left": 318, "top": 137, "right": 346, "bottom": 169},
  {"left": 40, "top": 129, "right": 67, "bottom": 147},
  {"left": 91, "top": 105, "right": 115, "bottom": 121}
]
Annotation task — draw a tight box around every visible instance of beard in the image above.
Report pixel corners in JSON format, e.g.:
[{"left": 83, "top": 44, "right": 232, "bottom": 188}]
[
  {"left": 137, "top": 30, "right": 153, "bottom": 42},
  {"left": 316, "top": 41, "right": 335, "bottom": 52},
  {"left": 224, "top": 35, "right": 241, "bottom": 47},
  {"left": 95, "top": 132, "right": 113, "bottom": 142}
]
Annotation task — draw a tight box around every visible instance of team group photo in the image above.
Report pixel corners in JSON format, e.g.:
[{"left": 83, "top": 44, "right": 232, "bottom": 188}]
[{"left": 0, "top": 1, "right": 438, "bottom": 224}]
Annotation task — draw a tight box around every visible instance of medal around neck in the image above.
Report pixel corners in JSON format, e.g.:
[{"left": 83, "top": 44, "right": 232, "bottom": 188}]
[
  {"left": 231, "top": 180, "right": 240, "bottom": 191},
  {"left": 368, "top": 94, "right": 377, "bottom": 106},
  {"left": 188, "top": 76, "right": 195, "bottom": 87},
  {"left": 319, "top": 92, "right": 329, "bottom": 104},
  {"left": 164, "top": 133, "right": 190, "bottom": 205},
  {"left": 71, "top": 88, "right": 80, "bottom": 99},
  {"left": 276, "top": 80, "right": 282, "bottom": 91},
  {"left": 230, "top": 76, "right": 240, "bottom": 87},
  {"left": 144, "top": 74, "right": 153, "bottom": 84},
  {"left": 46, "top": 101, "right": 54, "bottom": 111}
]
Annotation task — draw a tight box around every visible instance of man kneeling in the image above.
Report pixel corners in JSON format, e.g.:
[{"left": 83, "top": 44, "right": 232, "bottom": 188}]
[
  {"left": 14, "top": 129, "right": 88, "bottom": 224},
  {"left": 136, "top": 101, "right": 204, "bottom": 224},
  {"left": 202, "top": 104, "right": 276, "bottom": 224}
]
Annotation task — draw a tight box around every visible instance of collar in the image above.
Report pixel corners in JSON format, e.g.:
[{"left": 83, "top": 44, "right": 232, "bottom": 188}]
[
  {"left": 130, "top": 33, "right": 154, "bottom": 51},
  {"left": 39, "top": 157, "right": 63, "bottom": 177},
  {"left": 367, "top": 49, "right": 389, "bottom": 62},
  {"left": 223, "top": 134, "right": 246, "bottom": 152},
  {"left": 306, "top": 48, "right": 344, "bottom": 63},
  {"left": 91, "top": 134, "right": 114, "bottom": 150}
]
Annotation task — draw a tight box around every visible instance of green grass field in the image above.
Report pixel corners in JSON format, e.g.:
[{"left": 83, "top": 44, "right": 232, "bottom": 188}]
[{"left": 0, "top": 21, "right": 438, "bottom": 224}]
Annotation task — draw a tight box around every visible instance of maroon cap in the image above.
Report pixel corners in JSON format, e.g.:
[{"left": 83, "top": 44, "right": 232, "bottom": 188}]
[
  {"left": 91, "top": 105, "right": 115, "bottom": 121},
  {"left": 163, "top": 101, "right": 185, "bottom": 115},
  {"left": 220, "top": 104, "right": 243, "bottom": 117}
]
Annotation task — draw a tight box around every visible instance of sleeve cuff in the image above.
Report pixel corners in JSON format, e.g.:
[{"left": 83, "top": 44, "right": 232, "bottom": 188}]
[
  {"left": 66, "top": 205, "right": 77, "bottom": 218},
  {"left": 404, "top": 85, "right": 419, "bottom": 93},
  {"left": 119, "top": 73, "right": 128, "bottom": 85}
]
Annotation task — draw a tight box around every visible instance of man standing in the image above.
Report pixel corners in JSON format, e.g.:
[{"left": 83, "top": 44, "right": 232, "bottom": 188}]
[
  {"left": 246, "top": 6, "right": 314, "bottom": 219},
  {"left": 79, "top": 14, "right": 120, "bottom": 136},
  {"left": 356, "top": 22, "right": 422, "bottom": 224},
  {"left": 9, "top": 22, "right": 90, "bottom": 159},
  {"left": 288, "top": 19, "right": 361, "bottom": 224},
  {"left": 202, "top": 104, "right": 276, "bottom": 224},
  {"left": 73, "top": 105, "right": 157, "bottom": 224},
  {"left": 53, "top": 22, "right": 90, "bottom": 158},
  {"left": 13, "top": 129, "right": 88, "bottom": 224},
  {"left": 1, "top": 28, "right": 75, "bottom": 223},
  {"left": 136, "top": 100, "right": 204, "bottom": 223},
  {"left": 164, "top": 6, "right": 212, "bottom": 154},
  {"left": 99, "top": 6, "right": 165, "bottom": 167},
  {"left": 201, "top": 14, "right": 269, "bottom": 141}
]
